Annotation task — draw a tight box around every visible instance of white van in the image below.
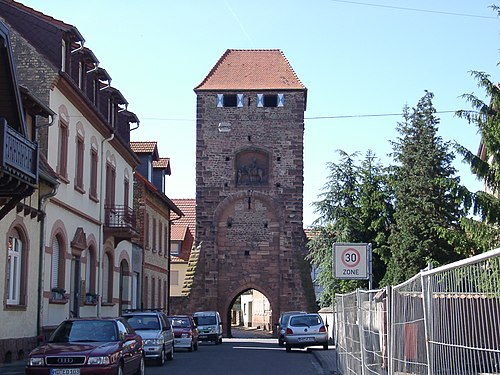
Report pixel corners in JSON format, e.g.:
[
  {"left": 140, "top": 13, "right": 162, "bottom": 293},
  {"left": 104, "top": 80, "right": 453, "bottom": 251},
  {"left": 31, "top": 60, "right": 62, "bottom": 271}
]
[{"left": 193, "top": 311, "right": 223, "bottom": 344}]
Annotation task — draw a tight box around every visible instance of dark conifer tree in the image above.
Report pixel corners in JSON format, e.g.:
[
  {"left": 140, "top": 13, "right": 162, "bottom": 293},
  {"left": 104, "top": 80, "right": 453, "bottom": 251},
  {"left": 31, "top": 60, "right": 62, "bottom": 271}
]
[{"left": 384, "top": 92, "right": 465, "bottom": 285}]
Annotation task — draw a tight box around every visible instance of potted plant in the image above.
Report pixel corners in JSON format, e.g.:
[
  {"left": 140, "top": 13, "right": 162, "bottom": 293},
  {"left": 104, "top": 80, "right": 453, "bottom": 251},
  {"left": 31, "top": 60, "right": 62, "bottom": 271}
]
[
  {"left": 85, "top": 292, "right": 98, "bottom": 304},
  {"left": 51, "top": 287, "right": 66, "bottom": 300}
]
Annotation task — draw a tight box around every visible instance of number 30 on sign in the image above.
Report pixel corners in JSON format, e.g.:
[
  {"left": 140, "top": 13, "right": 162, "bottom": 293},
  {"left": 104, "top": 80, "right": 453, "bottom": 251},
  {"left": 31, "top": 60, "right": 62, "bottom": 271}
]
[{"left": 333, "top": 243, "right": 370, "bottom": 280}]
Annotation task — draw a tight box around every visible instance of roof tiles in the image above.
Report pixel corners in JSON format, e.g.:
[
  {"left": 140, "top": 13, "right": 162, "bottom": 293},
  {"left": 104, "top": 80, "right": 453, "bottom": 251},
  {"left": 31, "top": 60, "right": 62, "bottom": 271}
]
[
  {"left": 130, "top": 141, "right": 157, "bottom": 154},
  {"left": 195, "top": 49, "right": 305, "bottom": 91},
  {"left": 171, "top": 198, "right": 196, "bottom": 239}
]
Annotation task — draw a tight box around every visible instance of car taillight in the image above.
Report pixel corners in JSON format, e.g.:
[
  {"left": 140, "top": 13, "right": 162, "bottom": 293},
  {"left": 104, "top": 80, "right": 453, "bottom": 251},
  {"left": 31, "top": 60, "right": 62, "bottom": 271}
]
[
  {"left": 286, "top": 328, "right": 293, "bottom": 334},
  {"left": 319, "top": 325, "right": 326, "bottom": 333}
]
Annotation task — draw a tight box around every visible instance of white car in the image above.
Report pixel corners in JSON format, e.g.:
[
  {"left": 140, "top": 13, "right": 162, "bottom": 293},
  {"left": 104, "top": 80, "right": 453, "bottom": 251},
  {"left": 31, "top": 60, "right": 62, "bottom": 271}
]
[
  {"left": 193, "top": 311, "right": 223, "bottom": 344},
  {"left": 278, "top": 311, "right": 306, "bottom": 346},
  {"left": 122, "top": 310, "right": 175, "bottom": 365},
  {"left": 284, "top": 313, "right": 328, "bottom": 352}
]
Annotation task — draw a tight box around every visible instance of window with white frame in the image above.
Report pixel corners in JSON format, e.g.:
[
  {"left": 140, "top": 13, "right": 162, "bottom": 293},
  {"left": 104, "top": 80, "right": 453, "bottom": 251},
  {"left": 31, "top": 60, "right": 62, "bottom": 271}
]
[
  {"left": 57, "top": 119, "right": 69, "bottom": 179},
  {"left": 6, "top": 232, "right": 22, "bottom": 305},
  {"left": 171, "top": 241, "right": 182, "bottom": 256},
  {"left": 75, "top": 133, "right": 85, "bottom": 191},
  {"left": 51, "top": 236, "right": 61, "bottom": 290},
  {"left": 84, "top": 247, "right": 95, "bottom": 294},
  {"left": 170, "top": 270, "right": 179, "bottom": 286},
  {"left": 90, "top": 147, "right": 98, "bottom": 200}
]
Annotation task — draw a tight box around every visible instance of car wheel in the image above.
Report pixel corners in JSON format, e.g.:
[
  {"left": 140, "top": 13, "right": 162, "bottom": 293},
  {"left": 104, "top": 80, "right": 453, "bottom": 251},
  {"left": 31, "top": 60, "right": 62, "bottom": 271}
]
[
  {"left": 167, "top": 346, "right": 174, "bottom": 361},
  {"left": 285, "top": 344, "right": 291, "bottom": 352},
  {"left": 157, "top": 347, "right": 165, "bottom": 366},
  {"left": 218, "top": 337, "right": 222, "bottom": 344},
  {"left": 136, "top": 356, "right": 145, "bottom": 375}
]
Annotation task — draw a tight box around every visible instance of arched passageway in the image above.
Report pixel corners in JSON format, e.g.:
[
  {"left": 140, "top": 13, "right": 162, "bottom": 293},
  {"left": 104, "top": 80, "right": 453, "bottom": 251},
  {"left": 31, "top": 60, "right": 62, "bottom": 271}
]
[{"left": 225, "top": 288, "right": 275, "bottom": 338}]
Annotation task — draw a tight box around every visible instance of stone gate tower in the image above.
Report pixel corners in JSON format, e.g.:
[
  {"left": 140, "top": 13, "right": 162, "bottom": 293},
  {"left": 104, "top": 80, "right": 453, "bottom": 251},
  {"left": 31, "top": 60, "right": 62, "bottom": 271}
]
[{"left": 190, "top": 49, "right": 317, "bottom": 335}]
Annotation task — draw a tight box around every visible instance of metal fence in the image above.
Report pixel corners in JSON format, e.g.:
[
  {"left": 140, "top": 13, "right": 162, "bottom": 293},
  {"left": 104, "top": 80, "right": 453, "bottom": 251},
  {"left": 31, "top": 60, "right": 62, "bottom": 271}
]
[{"left": 335, "top": 247, "right": 500, "bottom": 375}]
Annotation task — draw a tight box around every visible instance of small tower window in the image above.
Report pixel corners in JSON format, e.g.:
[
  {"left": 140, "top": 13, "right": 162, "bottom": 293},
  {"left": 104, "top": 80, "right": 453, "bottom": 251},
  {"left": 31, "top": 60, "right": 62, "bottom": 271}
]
[
  {"left": 257, "top": 94, "right": 282, "bottom": 108},
  {"left": 217, "top": 94, "right": 244, "bottom": 108},
  {"left": 224, "top": 94, "right": 237, "bottom": 107},
  {"left": 264, "top": 94, "right": 278, "bottom": 107}
]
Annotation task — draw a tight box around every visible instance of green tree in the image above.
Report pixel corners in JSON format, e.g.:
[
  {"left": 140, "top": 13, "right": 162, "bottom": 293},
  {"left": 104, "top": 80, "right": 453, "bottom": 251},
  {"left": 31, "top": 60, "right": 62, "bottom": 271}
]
[
  {"left": 307, "top": 150, "right": 393, "bottom": 306},
  {"left": 384, "top": 92, "right": 465, "bottom": 285},
  {"left": 454, "top": 70, "right": 500, "bottom": 251}
]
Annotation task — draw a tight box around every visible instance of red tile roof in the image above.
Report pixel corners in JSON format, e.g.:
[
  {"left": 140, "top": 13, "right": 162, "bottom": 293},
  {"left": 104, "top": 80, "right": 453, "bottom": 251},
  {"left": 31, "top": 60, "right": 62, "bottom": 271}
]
[
  {"left": 130, "top": 141, "right": 157, "bottom": 154},
  {"left": 171, "top": 225, "right": 187, "bottom": 241},
  {"left": 153, "top": 157, "right": 170, "bottom": 169},
  {"left": 171, "top": 199, "right": 196, "bottom": 235},
  {"left": 194, "top": 49, "right": 305, "bottom": 91},
  {"left": 171, "top": 255, "right": 187, "bottom": 263}
]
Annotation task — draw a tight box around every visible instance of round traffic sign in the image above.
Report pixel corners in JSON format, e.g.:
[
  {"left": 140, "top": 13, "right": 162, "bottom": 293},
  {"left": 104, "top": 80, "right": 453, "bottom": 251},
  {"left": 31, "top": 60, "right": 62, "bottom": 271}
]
[{"left": 341, "top": 247, "right": 361, "bottom": 268}]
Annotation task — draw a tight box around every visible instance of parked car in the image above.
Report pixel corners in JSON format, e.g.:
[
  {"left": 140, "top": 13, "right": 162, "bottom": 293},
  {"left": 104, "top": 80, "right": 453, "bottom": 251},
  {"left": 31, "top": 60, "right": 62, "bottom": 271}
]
[
  {"left": 193, "top": 311, "right": 223, "bottom": 344},
  {"left": 277, "top": 311, "right": 306, "bottom": 346},
  {"left": 284, "top": 313, "right": 328, "bottom": 352},
  {"left": 25, "top": 317, "right": 144, "bottom": 375},
  {"left": 122, "top": 310, "right": 174, "bottom": 366},
  {"left": 168, "top": 315, "right": 199, "bottom": 351}
]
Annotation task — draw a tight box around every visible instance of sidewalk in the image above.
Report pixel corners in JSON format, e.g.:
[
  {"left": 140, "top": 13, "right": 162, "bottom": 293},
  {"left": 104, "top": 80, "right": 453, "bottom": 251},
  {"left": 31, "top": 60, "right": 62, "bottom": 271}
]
[
  {"left": 311, "top": 346, "right": 339, "bottom": 375},
  {"left": 0, "top": 359, "right": 26, "bottom": 375}
]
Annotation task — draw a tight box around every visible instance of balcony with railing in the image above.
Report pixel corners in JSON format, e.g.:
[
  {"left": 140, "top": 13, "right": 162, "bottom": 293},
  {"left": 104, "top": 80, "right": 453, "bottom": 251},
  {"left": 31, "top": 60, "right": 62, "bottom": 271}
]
[
  {"left": 0, "top": 118, "right": 38, "bottom": 219},
  {"left": 103, "top": 204, "right": 139, "bottom": 242}
]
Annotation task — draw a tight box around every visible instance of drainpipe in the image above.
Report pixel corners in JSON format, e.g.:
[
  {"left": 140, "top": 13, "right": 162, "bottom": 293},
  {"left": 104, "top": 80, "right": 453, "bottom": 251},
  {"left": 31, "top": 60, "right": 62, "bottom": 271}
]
[
  {"left": 97, "top": 132, "right": 114, "bottom": 317},
  {"left": 37, "top": 177, "right": 59, "bottom": 338}
]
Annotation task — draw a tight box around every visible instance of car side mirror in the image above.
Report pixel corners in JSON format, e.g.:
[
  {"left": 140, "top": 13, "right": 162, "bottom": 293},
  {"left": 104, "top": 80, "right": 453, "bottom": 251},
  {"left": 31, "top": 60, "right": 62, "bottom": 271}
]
[{"left": 123, "top": 333, "right": 136, "bottom": 342}]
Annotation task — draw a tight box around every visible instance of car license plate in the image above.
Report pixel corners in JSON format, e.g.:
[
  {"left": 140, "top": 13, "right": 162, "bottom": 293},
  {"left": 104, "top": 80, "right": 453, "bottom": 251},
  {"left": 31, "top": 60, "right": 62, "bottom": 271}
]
[
  {"left": 298, "top": 337, "right": 314, "bottom": 342},
  {"left": 199, "top": 335, "right": 207, "bottom": 339},
  {"left": 50, "top": 369, "right": 80, "bottom": 375}
]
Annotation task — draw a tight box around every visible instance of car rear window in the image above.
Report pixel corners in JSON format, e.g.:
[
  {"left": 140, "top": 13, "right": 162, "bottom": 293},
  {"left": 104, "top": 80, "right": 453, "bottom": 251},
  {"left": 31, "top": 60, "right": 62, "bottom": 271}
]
[
  {"left": 124, "top": 315, "right": 160, "bottom": 330},
  {"left": 170, "top": 318, "right": 190, "bottom": 328},
  {"left": 195, "top": 316, "right": 216, "bottom": 325},
  {"left": 290, "top": 315, "right": 322, "bottom": 327}
]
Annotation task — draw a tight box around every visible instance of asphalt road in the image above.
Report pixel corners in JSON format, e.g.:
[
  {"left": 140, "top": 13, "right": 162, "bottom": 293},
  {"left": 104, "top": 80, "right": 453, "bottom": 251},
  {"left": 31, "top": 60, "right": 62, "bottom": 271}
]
[
  {"left": 0, "top": 329, "right": 328, "bottom": 375},
  {"left": 147, "top": 337, "right": 325, "bottom": 375}
]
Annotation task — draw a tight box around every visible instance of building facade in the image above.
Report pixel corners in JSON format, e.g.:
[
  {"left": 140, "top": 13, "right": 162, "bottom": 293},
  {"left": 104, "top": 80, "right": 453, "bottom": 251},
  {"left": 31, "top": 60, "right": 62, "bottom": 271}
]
[
  {"left": 131, "top": 141, "right": 182, "bottom": 312},
  {"left": 0, "top": 0, "right": 140, "bottom": 353},
  {"left": 0, "top": 19, "right": 58, "bottom": 362}
]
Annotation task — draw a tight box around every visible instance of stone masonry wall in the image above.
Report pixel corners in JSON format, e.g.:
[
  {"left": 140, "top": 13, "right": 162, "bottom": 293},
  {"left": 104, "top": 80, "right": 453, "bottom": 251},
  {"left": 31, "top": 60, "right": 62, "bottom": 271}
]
[{"left": 190, "top": 90, "right": 317, "bottom": 334}]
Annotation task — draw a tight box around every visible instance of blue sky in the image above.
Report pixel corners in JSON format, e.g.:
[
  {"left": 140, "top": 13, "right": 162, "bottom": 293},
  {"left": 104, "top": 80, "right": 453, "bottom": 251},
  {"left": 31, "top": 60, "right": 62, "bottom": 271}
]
[{"left": 18, "top": 0, "right": 500, "bottom": 226}]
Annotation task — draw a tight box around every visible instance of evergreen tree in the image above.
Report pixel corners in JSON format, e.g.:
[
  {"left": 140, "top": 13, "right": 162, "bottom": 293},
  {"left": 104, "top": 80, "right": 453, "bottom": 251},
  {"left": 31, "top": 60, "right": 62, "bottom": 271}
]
[
  {"left": 454, "top": 70, "right": 500, "bottom": 251},
  {"left": 307, "top": 150, "right": 393, "bottom": 306},
  {"left": 384, "top": 92, "right": 465, "bottom": 285}
]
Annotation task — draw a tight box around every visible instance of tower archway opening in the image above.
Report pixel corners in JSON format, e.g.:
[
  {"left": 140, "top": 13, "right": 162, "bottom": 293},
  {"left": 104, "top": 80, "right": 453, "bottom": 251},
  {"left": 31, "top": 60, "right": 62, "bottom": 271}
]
[{"left": 227, "top": 288, "right": 273, "bottom": 339}]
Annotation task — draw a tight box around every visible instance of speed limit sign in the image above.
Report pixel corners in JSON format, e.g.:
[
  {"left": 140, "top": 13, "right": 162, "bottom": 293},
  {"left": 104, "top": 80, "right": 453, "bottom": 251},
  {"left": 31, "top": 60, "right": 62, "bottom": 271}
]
[{"left": 334, "top": 243, "right": 371, "bottom": 280}]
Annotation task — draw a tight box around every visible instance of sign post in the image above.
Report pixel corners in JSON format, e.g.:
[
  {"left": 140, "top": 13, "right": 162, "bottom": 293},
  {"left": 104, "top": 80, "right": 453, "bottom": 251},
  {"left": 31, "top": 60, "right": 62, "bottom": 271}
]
[{"left": 333, "top": 243, "right": 372, "bottom": 288}]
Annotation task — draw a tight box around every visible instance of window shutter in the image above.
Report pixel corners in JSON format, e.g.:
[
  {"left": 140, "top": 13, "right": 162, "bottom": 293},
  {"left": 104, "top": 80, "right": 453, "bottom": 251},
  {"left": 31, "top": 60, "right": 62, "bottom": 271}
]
[
  {"left": 217, "top": 94, "right": 224, "bottom": 107},
  {"left": 237, "top": 94, "right": 244, "bottom": 107},
  {"left": 51, "top": 238, "right": 60, "bottom": 289},
  {"left": 257, "top": 94, "right": 264, "bottom": 107},
  {"left": 278, "top": 93, "right": 285, "bottom": 107}
]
